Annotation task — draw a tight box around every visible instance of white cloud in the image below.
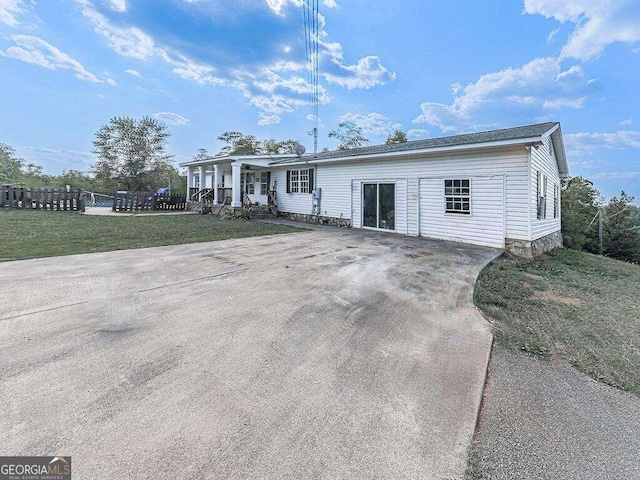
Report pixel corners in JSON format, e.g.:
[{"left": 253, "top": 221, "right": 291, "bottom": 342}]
[
  {"left": 565, "top": 130, "right": 640, "bottom": 154},
  {"left": 124, "top": 68, "right": 143, "bottom": 78},
  {"left": 339, "top": 112, "right": 401, "bottom": 136},
  {"left": 413, "top": 57, "right": 594, "bottom": 132},
  {"left": 592, "top": 171, "right": 640, "bottom": 180},
  {"left": 78, "top": 1, "right": 155, "bottom": 60},
  {"left": 524, "top": 0, "right": 640, "bottom": 61},
  {"left": 106, "top": 77, "right": 117, "bottom": 86},
  {"left": 407, "top": 128, "right": 430, "bottom": 139},
  {"left": 323, "top": 55, "right": 396, "bottom": 90},
  {"left": 546, "top": 27, "right": 560, "bottom": 44},
  {"left": 76, "top": 0, "right": 392, "bottom": 125},
  {"left": 106, "top": 0, "right": 126, "bottom": 12},
  {"left": 0, "top": 0, "right": 26, "bottom": 26},
  {"left": 258, "top": 113, "right": 281, "bottom": 126},
  {"left": 14, "top": 146, "right": 95, "bottom": 173},
  {"left": 619, "top": 119, "right": 633, "bottom": 126},
  {"left": 151, "top": 112, "right": 190, "bottom": 126},
  {"left": 265, "top": 0, "right": 288, "bottom": 15},
  {"left": 1, "top": 35, "right": 101, "bottom": 82}
]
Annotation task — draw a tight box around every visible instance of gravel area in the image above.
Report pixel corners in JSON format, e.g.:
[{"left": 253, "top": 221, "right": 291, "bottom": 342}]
[{"left": 477, "top": 345, "right": 640, "bottom": 479}]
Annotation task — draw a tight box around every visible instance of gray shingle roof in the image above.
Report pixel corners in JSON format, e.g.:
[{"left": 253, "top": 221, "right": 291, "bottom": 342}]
[{"left": 270, "top": 122, "right": 559, "bottom": 165}]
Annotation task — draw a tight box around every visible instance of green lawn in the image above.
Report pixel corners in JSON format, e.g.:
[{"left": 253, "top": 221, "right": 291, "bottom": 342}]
[
  {"left": 474, "top": 248, "right": 640, "bottom": 396},
  {"left": 0, "top": 209, "right": 303, "bottom": 261}
]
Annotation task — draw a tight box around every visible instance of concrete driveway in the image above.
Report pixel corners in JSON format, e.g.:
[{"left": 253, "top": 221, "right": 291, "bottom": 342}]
[{"left": 0, "top": 227, "right": 499, "bottom": 479}]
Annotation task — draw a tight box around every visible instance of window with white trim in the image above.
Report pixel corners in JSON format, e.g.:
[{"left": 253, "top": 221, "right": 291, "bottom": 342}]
[
  {"left": 554, "top": 183, "right": 559, "bottom": 219},
  {"left": 286, "top": 168, "right": 314, "bottom": 194},
  {"left": 241, "top": 172, "right": 255, "bottom": 195},
  {"left": 260, "top": 172, "right": 270, "bottom": 194},
  {"left": 444, "top": 179, "right": 470, "bottom": 214},
  {"left": 537, "top": 171, "right": 547, "bottom": 219}
]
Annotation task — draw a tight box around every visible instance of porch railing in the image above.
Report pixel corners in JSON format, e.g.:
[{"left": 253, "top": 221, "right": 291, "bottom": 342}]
[{"left": 267, "top": 189, "right": 277, "bottom": 216}]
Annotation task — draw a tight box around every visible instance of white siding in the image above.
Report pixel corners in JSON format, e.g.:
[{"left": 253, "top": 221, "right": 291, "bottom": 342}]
[
  {"left": 311, "top": 148, "right": 529, "bottom": 237},
  {"left": 419, "top": 176, "right": 505, "bottom": 248},
  {"left": 351, "top": 180, "right": 361, "bottom": 227},
  {"left": 407, "top": 178, "right": 419, "bottom": 236},
  {"left": 530, "top": 137, "right": 562, "bottom": 240},
  {"left": 273, "top": 169, "right": 313, "bottom": 215}
]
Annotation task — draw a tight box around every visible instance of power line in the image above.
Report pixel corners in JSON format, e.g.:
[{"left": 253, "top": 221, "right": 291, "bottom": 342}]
[{"left": 303, "top": 0, "right": 319, "bottom": 154}]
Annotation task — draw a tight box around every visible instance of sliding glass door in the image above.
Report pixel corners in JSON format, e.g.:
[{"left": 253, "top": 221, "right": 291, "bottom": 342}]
[{"left": 362, "top": 182, "right": 395, "bottom": 230}]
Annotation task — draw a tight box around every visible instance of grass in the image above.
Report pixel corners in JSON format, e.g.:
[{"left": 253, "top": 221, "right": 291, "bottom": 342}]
[
  {"left": 474, "top": 247, "right": 640, "bottom": 396},
  {"left": 463, "top": 442, "right": 487, "bottom": 480},
  {"left": 0, "top": 209, "right": 303, "bottom": 261}
]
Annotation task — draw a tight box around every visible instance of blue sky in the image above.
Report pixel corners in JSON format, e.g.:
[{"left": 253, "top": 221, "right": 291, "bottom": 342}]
[{"left": 1, "top": 0, "right": 639, "bottom": 202}]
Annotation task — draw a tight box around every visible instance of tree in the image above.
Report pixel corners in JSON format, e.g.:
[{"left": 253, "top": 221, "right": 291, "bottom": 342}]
[
  {"left": 385, "top": 130, "right": 408, "bottom": 144},
  {"left": 0, "top": 143, "right": 26, "bottom": 185},
  {"left": 264, "top": 139, "right": 302, "bottom": 154},
  {"left": 92, "top": 116, "right": 173, "bottom": 191},
  {"left": 216, "top": 132, "right": 263, "bottom": 156},
  {"left": 193, "top": 148, "right": 212, "bottom": 162},
  {"left": 603, "top": 192, "right": 640, "bottom": 263},
  {"left": 0, "top": 143, "right": 53, "bottom": 187},
  {"left": 328, "top": 121, "right": 369, "bottom": 150},
  {"left": 52, "top": 170, "right": 97, "bottom": 190},
  {"left": 561, "top": 176, "right": 601, "bottom": 252}
]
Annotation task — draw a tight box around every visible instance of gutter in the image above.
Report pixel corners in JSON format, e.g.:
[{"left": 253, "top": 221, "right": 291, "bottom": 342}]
[{"left": 269, "top": 136, "right": 545, "bottom": 167}]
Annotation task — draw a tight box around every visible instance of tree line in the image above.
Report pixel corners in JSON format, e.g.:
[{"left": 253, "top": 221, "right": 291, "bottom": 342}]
[
  {"left": 562, "top": 177, "right": 640, "bottom": 264},
  {"left": 1, "top": 117, "right": 406, "bottom": 195}
]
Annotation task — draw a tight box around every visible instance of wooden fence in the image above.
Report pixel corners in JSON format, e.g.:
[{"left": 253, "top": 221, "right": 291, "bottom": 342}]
[
  {"left": 1, "top": 185, "right": 85, "bottom": 211},
  {"left": 112, "top": 191, "right": 186, "bottom": 212}
]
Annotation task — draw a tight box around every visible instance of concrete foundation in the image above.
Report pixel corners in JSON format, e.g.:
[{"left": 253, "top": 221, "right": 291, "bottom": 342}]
[
  {"left": 505, "top": 231, "right": 563, "bottom": 259},
  {"left": 278, "top": 211, "right": 351, "bottom": 227}
]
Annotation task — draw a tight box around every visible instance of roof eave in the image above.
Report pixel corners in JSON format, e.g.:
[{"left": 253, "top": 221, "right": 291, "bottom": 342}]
[{"left": 270, "top": 136, "right": 545, "bottom": 167}]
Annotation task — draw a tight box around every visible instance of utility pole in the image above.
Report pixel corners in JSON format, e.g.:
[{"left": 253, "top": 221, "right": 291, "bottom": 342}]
[{"left": 598, "top": 208, "right": 604, "bottom": 256}]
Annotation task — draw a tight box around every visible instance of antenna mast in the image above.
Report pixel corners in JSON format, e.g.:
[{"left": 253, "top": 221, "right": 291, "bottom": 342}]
[{"left": 303, "top": 0, "right": 320, "bottom": 154}]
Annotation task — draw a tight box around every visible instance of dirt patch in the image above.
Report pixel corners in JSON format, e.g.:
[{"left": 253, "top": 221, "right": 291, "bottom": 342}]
[
  {"left": 524, "top": 272, "right": 544, "bottom": 280},
  {"left": 532, "top": 290, "right": 582, "bottom": 305}
]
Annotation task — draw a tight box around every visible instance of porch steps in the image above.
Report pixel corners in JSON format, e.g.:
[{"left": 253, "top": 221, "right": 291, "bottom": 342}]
[{"left": 248, "top": 205, "right": 275, "bottom": 219}]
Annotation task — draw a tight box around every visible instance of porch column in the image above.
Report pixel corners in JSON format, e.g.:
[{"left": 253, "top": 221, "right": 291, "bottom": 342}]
[
  {"left": 186, "top": 167, "right": 194, "bottom": 203},
  {"left": 231, "top": 162, "right": 242, "bottom": 208},
  {"left": 198, "top": 165, "right": 206, "bottom": 200},
  {"left": 213, "top": 164, "right": 220, "bottom": 204}
]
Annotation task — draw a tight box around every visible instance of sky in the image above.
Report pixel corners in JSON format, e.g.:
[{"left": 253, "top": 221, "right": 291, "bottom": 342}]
[{"left": 0, "top": 0, "right": 639, "bottom": 202}]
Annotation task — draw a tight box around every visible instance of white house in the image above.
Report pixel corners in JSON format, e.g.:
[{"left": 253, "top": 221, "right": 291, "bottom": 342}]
[{"left": 180, "top": 122, "right": 568, "bottom": 257}]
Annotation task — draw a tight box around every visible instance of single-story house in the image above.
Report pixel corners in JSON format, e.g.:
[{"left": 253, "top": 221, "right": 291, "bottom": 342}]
[{"left": 180, "top": 122, "right": 568, "bottom": 257}]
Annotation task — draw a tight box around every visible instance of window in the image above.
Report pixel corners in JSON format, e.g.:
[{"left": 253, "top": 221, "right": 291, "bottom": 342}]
[
  {"left": 554, "top": 183, "right": 559, "bottom": 219},
  {"left": 241, "top": 172, "right": 255, "bottom": 195},
  {"left": 444, "top": 179, "right": 470, "bottom": 214},
  {"left": 260, "top": 172, "right": 270, "bottom": 194},
  {"left": 537, "top": 171, "right": 547, "bottom": 219},
  {"left": 363, "top": 183, "right": 395, "bottom": 230},
  {"left": 286, "top": 169, "right": 314, "bottom": 194}
]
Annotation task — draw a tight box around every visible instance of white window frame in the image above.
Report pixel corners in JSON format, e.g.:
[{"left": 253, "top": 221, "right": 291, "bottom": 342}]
[
  {"left": 554, "top": 183, "right": 559, "bottom": 219},
  {"left": 288, "top": 168, "right": 311, "bottom": 194},
  {"left": 444, "top": 179, "right": 471, "bottom": 215},
  {"left": 537, "top": 171, "right": 547, "bottom": 220},
  {"left": 361, "top": 181, "right": 397, "bottom": 231},
  {"left": 241, "top": 172, "right": 255, "bottom": 195},
  {"left": 260, "top": 173, "right": 269, "bottom": 194}
]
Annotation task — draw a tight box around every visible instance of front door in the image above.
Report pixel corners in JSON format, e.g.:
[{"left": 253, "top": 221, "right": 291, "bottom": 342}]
[{"left": 362, "top": 182, "right": 395, "bottom": 230}]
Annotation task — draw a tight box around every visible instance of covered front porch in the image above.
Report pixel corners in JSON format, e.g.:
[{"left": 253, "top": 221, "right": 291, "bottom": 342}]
[{"left": 184, "top": 156, "right": 278, "bottom": 214}]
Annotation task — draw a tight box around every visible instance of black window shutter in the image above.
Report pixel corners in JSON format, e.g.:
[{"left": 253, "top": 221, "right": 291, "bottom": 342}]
[
  {"left": 286, "top": 171, "right": 291, "bottom": 193},
  {"left": 309, "top": 169, "right": 314, "bottom": 193}
]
